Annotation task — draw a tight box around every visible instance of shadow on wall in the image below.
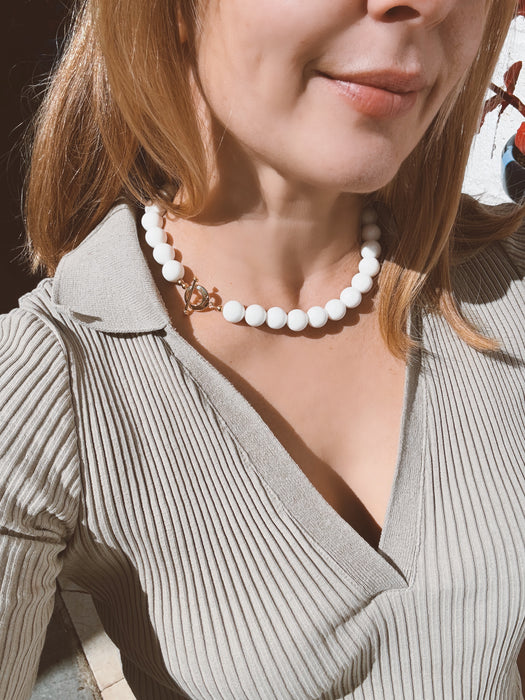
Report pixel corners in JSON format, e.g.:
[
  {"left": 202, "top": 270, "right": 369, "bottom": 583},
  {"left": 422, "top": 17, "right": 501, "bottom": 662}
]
[{"left": 2, "top": 1, "right": 73, "bottom": 314}]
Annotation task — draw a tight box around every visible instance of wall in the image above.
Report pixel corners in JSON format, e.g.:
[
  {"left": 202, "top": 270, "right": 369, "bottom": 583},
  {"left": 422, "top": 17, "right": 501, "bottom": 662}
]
[{"left": 463, "top": 16, "right": 525, "bottom": 204}]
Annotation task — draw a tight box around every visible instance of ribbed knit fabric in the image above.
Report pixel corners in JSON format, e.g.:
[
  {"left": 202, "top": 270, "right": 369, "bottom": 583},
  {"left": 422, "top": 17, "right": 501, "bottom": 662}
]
[{"left": 0, "top": 204, "right": 524, "bottom": 700}]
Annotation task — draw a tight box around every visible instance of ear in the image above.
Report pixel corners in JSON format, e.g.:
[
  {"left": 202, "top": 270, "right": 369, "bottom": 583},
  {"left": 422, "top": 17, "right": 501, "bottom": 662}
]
[{"left": 177, "top": 6, "right": 189, "bottom": 44}]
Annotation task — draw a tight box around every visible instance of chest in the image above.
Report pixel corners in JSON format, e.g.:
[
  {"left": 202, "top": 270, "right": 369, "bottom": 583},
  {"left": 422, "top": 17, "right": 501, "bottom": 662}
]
[{"left": 174, "top": 310, "right": 408, "bottom": 548}]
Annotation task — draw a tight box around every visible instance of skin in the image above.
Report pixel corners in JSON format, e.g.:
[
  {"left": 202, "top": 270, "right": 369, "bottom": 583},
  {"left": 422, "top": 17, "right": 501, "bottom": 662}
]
[
  {"left": 152, "top": 0, "right": 491, "bottom": 542},
  {"left": 165, "top": 0, "right": 485, "bottom": 309}
]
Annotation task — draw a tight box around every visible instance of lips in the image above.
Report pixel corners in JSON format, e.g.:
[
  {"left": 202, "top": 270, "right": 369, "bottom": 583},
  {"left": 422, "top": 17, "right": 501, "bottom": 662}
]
[
  {"left": 316, "top": 69, "right": 427, "bottom": 118},
  {"left": 320, "top": 69, "right": 428, "bottom": 94}
]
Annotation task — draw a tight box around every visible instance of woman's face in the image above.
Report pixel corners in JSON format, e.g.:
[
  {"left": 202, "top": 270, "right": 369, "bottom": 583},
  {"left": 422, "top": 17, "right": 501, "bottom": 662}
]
[{"left": 194, "top": 0, "right": 486, "bottom": 193}]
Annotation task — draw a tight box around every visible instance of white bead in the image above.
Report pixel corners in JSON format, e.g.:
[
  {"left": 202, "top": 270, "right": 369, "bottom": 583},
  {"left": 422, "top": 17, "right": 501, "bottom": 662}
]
[
  {"left": 161, "top": 260, "right": 185, "bottom": 282},
  {"left": 307, "top": 306, "right": 328, "bottom": 328},
  {"left": 361, "top": 207, "right": 378, "bottom": 225},
  {"left": 361, "top": 223, "right": 382, "bottom": 241},
  {"left": 352, "top": 272, "right": 374, "bottom": 293},
  {"left": 325, "top": 298, "right": 347, "bottom": 321},
  {"left": 358, "top": 257, "right": 381, "bottom": 277},
  {"left": 141, "top": 211, "right": 164, "bottom": 230},
  {"left": 360, "top": 240, "right": 382, "bottom": 259},
  {"left": 287, "top": 309, "right": 309, "bottom": 332},
  {"left": 222, "top": 300, "right": 245, "bottom": 323},
  {"left": 145, "top": 203, "right": 167, "bottom": 216},
  {"left": 153, "top": 243, "right": 175, "bottom": 264},
  {"left": 245, "top": 304, "right": 267, "bottom": 327},
  {"left": 340, "top": 286, "right": 362, "bottom": 308},
  {"left": 266, "top": 306, "right": 288, "bottom": 329},
  {"left": 145, "top": 227, "right": 167, "bottom": 247}
]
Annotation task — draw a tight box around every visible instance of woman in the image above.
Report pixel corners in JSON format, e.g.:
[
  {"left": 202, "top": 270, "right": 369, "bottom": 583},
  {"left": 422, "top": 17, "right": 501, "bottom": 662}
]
[{"left": 1, "top": 0, "right": 524, "bottom": 697}]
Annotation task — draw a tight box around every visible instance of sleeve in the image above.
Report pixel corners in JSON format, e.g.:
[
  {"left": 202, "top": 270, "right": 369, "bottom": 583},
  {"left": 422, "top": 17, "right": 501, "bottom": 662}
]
[
  {"left": 0, "top": 308, "right": 81, "bottom": 700},
  {"left": 499, "top": 219, "right": 525, "bottom": 279}
]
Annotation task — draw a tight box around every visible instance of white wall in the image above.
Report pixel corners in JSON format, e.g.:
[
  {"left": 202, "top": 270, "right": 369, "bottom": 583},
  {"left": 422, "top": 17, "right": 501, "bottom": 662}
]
[{"left": 463, "top": 16, "right": 525, "bottom": 204}]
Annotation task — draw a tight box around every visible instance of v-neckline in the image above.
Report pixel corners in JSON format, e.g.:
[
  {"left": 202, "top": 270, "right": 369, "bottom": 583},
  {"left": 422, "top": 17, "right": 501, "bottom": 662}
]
[
  {"left": 123, "top": 206, "right": 428, "bottom": 599},
  {"left": 160, "top": 304, "right": 427, "bottom": 599},
  {"left": 53, "top": 203, "right": 427, "bottom": 598}
]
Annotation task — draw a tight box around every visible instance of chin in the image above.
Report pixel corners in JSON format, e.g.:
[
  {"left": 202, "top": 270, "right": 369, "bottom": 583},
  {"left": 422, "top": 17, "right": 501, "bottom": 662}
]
[
  {"left": 340, "top": 166, "right": 400, "bottom": 193},
  {"left": 284, "top": 138, "right": 409, "bottom": 194},
  {"left": 299, "top": 157, "right": 403, "bottom": 194}
]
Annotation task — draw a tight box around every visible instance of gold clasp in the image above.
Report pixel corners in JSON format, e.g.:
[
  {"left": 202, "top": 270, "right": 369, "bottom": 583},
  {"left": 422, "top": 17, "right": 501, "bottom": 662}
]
[{"left": 183, "top": 278, "right": 211, "bottom": 315}]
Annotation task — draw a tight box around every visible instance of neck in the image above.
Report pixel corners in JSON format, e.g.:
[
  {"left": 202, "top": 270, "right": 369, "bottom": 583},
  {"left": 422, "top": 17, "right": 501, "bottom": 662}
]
[{"left": 165, "top": 136, "right": 368, "bottom": 311}]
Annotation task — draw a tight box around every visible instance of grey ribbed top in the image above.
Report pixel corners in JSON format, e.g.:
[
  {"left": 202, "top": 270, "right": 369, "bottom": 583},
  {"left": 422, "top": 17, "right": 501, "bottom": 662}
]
[{"left": 1, "top": 204, "right": 524, "bottom": 700}]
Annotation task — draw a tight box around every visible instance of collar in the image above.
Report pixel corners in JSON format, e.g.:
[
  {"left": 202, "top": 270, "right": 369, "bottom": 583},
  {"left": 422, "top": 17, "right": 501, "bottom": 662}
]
[{"left": 52, "top": 203, "right": 171, "bottom": 334}]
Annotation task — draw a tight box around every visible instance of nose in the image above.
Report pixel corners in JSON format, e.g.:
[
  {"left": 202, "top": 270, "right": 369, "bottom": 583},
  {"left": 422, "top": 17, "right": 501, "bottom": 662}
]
[{"left": 366, "top": 0, "right": 455, "bottom": 26}]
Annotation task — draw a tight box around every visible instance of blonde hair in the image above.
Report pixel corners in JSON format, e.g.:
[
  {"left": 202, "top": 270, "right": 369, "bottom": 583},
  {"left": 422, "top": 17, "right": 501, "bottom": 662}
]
[{"left": 24, "top": 0, "right": 524, "bottom": 358}]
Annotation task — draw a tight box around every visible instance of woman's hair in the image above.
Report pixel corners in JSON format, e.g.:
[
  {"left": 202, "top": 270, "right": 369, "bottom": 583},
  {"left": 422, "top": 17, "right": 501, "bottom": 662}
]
[{"left": 24, "top": 0, "right": 524, "bottom": 359}]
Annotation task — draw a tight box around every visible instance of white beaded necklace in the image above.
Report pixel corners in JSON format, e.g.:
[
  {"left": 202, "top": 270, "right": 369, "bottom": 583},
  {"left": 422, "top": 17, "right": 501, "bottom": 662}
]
[{"left": 141, "top": 202, "right": 382, "bottom": 332}]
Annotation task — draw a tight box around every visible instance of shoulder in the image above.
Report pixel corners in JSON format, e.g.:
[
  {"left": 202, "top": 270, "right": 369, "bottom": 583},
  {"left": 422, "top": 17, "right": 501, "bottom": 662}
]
[
  {"left": 454, "top": 198, "right": 525, "bottom": 280},
  {"left": 0, "top": 279, "right": 81, "bottom": 536},
  {"left": 0, "top": 279, "right": 78, "bottom": 441},
  {"left": 450, "top": 204, "right": 525, "bottom": 360},
  {"left": 1, "top": 278, "right": 69, "bottom": 363},
  {"left": 452, "top": 199, "right": 525, "bottom": 289},
  {"left": 0, "top": 278, "right": 79, "bottom": 380}
]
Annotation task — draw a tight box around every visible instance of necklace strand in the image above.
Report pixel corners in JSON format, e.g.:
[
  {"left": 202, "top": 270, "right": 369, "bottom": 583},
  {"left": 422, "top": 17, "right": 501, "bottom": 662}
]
[{"left": 141, "top": 203, "right": 382, "bottom": 331}]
